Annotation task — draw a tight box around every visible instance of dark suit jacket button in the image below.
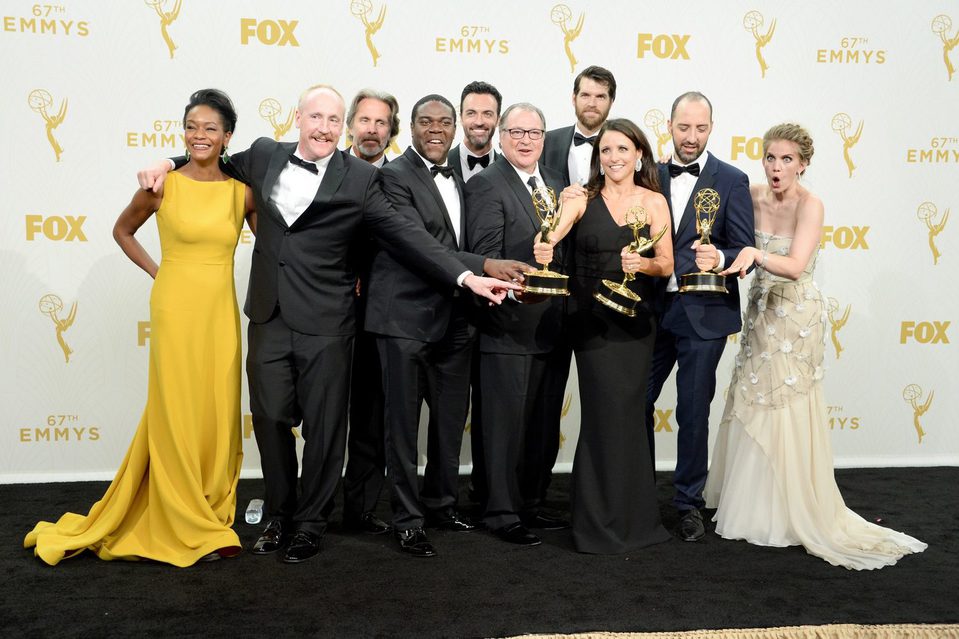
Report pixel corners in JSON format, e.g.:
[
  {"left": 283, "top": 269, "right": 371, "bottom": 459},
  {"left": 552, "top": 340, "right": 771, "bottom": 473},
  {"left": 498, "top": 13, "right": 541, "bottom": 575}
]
[
  {"left": 279, "top": 261, "right": 286, "bottom": 267},
  {"left": 284, "top": 231, "right": 291, "bottom": 236}
]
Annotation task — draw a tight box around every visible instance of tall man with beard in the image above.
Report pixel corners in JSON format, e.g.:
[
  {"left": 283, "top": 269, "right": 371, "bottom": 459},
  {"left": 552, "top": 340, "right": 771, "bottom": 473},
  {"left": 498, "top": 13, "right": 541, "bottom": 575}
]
[
  {"left": 536, "top": 66, "right": 616, "bottom": 521},
  {"left": 336, "top": 89, "right": 401, "bottom": 536},
  {"left": 446, "top": 80, "right": 503, "bottom": 507},
  {"left": 644, "top": 91, "right": 754, "bottom": 542},
  {"left": 365, "top": 94, "right": 531, "bottom": 557}
]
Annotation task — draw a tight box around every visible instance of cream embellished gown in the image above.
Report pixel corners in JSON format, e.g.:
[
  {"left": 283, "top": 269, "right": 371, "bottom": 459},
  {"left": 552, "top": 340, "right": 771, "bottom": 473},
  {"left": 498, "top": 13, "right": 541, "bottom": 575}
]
[{"left": 704, "top": 231, "right": 926, "bottom": 570}]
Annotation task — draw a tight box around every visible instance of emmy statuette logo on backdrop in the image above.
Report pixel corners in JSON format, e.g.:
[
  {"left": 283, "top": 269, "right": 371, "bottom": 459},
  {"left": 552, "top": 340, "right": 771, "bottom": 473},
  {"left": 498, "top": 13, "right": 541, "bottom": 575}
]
[
  {"left": 931, "top": 15, "right": 958, "bottom": 81},
  {"left": 39, "top": 294, "right": 77, "bottom": 363},
  {"left": 259, "top": 98, "right": 295, "bottom": 141},
  {"left": 644, "top": 109, "right": 672, "bottom": 159},
  {"left": 902, "top": 384, "right": 933, "bottom": 444},
  {"left": 831, "top": 112, "right": 863, "bottom": 178},
  {"left": 350, "top": 0, "right": 386, "bottom": 67},
  {"left": 145, "top": 0, "right": 182, "bottom": 58},
  {"left": 826, "top": 297, "right": 851, "bottom": 359},
  {"left": 550, "top": 4, "right": 584, "bottom": 73},
  {"left": 29, "top": 89, "right": 67, "bottom": 162},
  {"left": 917, "top": 202, "right": 949, "bottom": 265},
  {"left": 743, "top": 10, "right": 775, "bottom": 78}
]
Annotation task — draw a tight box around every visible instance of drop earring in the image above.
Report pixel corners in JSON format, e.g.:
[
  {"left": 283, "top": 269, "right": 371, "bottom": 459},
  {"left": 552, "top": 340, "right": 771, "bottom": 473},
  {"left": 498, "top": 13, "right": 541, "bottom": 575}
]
[{"left": 221, "top": 146, "right": 230, "bottom": 164}]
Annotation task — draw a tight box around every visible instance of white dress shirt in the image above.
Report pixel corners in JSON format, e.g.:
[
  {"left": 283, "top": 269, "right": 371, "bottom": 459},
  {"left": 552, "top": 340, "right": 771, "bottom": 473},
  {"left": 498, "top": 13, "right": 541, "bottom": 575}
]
[
  {"left": 270, "top": 150, "right": 332, "bottom": 227},
  {"left": 458, "top": 147, "right": 493, "bottom": 183},
  {"left": 566, "top": 124, "right": 597, "bottom": 186}
]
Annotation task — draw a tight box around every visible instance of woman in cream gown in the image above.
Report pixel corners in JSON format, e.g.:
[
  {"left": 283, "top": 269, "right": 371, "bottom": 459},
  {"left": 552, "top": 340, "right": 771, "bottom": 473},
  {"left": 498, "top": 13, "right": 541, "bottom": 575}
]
[
  {"left": 25, "top": 89, "right": 256, "bottom": 567},
  {"left": 704, "top": 123, "right": 926, "bottom": 570}
]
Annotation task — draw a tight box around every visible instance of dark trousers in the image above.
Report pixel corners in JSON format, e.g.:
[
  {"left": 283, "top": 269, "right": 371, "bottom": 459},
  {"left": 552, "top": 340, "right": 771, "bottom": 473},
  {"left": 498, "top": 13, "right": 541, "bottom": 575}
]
[
  {"left": 527, "top": 339, "right": 572, "bottom": 509},
  {"left": 343, "top": 329, "right": 386, "bottom": 520},
  {"left": 480, "top": 351, "right": 550, "bottom": 530},
  {"left": 247, "top": 313, "right": 353, "bottom": 536},
  {"left": 645, "top": 295, "right": 727, "bottom": 511},
  {"left": 377, "top": 314, "right": 474, "bottom": 531},
  {"left": 467, "top": 345, "right": 487, "bottom": 503}
]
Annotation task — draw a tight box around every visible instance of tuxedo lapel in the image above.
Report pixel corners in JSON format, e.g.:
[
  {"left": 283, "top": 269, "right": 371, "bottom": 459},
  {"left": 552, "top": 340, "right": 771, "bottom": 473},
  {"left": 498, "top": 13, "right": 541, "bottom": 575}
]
[
  {"left": 403, "top": 147, "right": 459, "bottom": 245},
  {"left": 261, "top": 142, "right": 298, "bottom": 228},
  {"left": 675, "top": 154, "right": 718, "bottom": 242},
  {"left": 315, "top": 149, "right": 347, "bottom": 205},
  {"left": 499, "top": 161, "right": 539, "bottom": 233}
]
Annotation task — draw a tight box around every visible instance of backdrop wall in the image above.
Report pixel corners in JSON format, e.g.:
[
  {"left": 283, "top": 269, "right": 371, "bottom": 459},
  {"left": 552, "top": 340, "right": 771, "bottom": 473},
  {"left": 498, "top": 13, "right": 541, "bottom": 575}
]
[{"left": 1, "top": 0, "right": 956, "bottom": 482}]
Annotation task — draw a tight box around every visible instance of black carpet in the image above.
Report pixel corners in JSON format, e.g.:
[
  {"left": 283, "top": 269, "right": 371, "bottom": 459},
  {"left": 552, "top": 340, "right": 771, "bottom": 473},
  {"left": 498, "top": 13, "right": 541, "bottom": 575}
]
[{"left": 4, "top": 468, "right": 957, "bottom": 638}]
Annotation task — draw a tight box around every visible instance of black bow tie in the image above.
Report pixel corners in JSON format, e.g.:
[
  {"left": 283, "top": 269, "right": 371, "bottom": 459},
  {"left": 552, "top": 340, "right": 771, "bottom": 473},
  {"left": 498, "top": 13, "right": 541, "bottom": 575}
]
[
  {"left": 573, "top": 132, "right": 596, "bottom": 147},
  {"left": 467, "top": 153, "right": 490, "bottom": 170},
  {"left": 289, "top": 154, "right": 318, "bottom": 174},
  {"left": 668, "top": 162, "right": 700, "bottom": 178},
  {"left": 430, "top": 164, "right": 455, "bottom": 178}
]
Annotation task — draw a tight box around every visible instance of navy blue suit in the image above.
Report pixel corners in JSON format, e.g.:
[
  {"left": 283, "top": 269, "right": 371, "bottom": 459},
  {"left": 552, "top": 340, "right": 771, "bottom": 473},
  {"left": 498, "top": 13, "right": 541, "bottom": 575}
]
[{"left": 644, "top": 152, "right": 754, "bottom": 512}]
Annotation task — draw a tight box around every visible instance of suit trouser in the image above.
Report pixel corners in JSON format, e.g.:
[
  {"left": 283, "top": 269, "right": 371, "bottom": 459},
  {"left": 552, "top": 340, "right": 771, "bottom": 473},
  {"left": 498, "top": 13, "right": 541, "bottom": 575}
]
[
  {"left": 467, "top": 345, "right": 487, "bottom": 503},
  {"left": 527, "top": 339, "right": 572, "bottom": 509},
  {"left": 377, "top": 313, "right": 474, "bottom": 531},
  {"left": 247, "top": 313, "right": 353, "bottom": 536},
  {"left": 645, "top": 295, "right": 727, "bottom": 512},
  {"left": 342, "top": 328, "right": 386, "bottom": 519},
  {"left": 480, "top": 351, "right": 550, "bottom": 530}
]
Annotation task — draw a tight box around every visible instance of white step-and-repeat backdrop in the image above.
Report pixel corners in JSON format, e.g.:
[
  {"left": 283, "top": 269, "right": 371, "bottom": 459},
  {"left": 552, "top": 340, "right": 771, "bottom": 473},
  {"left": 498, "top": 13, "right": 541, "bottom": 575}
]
[{"left": 1, "top": 1, "right": 955, "bottom": 482}]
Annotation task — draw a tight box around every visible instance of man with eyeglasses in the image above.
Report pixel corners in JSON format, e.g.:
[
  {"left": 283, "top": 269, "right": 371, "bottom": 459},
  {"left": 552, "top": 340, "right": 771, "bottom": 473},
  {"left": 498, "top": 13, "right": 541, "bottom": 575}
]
[
  {"left": 465, "top": 103, "right": 569, "bottom": 546},
  {"left": 536, "top": 65, "right": 619, "bottom": 520},
  {"left": 364, "top": 94, "right": 532, "bottom": 557}
]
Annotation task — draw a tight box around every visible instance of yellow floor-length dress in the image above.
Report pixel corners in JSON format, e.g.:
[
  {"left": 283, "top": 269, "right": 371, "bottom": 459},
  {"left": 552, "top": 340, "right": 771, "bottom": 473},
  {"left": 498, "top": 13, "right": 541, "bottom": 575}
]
[{"left": 25, "top": 171, "right": 247, "bottom": 567}]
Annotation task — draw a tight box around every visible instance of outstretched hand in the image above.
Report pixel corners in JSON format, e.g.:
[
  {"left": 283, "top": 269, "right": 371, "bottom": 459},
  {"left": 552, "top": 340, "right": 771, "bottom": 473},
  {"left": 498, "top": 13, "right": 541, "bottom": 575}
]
[
  {"left": 484, "top": 258, "right": 534, "bottom": 282},
  {"left": 137, "top": 160, "right": 173, "bottom": 193},
  {"left": 463, "top": 274, "right": 523, "bottom": 305},
  {"left": 719, "top": 247, "right": 760, "bottom": 279}
]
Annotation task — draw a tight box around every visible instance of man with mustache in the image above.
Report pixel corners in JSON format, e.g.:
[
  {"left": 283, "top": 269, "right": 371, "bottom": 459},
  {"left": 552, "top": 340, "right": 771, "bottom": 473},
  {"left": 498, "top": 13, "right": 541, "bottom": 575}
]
[
  {"left": 365, "top": 94, "right": 531, "bottom": 557},
  {"left": 334, "top": 89, "right": 402, "bottom": 537},
  {"left": 137, "top": 85, "right": 517, "bottom": 564},
  {"left": 644, "top": 91, "right": 754, "bottom": 543},
  {"left": 534, "top": 65, "right": 617, "bottom": 528}
]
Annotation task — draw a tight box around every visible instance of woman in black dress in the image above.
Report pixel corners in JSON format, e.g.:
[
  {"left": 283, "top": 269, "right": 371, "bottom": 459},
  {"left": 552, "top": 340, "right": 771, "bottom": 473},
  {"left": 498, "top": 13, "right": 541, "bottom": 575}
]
[{"left": 535, "top": 119, "right": 673, "bottom": 553}]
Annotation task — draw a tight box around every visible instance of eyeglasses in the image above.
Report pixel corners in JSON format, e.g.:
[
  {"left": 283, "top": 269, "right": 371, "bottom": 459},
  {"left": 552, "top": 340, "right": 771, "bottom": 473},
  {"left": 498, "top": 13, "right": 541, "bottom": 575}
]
[{"left": 504, "top": 128, "right": 545, "bottom": 140}]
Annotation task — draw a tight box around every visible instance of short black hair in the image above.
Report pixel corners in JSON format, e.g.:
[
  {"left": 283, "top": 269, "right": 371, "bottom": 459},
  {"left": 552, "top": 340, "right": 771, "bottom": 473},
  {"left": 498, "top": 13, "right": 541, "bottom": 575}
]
[
  {"left": 573, "top": 66, "right": 617, "bottom": 102},
  {"left": 183, "top": 88, "right": 237, "bottom": 133},
  {"left": 459, "top": 81, "right": 503, "bottom": 116},
  {"left": 410, "top": 94, "right": 456, "bottom": 124}
]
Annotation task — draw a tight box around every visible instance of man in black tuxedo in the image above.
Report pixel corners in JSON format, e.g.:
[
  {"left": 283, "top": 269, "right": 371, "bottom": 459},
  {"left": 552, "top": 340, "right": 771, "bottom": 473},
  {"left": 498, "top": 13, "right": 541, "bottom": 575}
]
[
  {"left": 536, "top": 65, "right": 617, "bottom": 512},
  {"left": 446, "top": 80, "right": 503, "bottom": 508},
  {"left": 365, "top": 94, "right": 531, "bottom": 557},
  {"left": 644, "top": 91, "right": 755, "bottom": 542},
  {"left": 465, "top": 102, "right": 568, "bottom": 546},
  {"left": 138, "top": 85, "right": 516, "bottom": 564},
  {"left": 336, "top": 89, "right": 401, "bottom": 536}
]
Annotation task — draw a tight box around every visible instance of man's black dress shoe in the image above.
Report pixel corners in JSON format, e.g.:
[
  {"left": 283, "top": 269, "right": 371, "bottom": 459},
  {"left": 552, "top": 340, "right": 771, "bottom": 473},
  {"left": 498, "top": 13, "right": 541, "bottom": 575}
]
[
  {"left": 678, "top": 509, "right": 706, "bottom": 542},
  {"left": 396, "top": 527, "right": 436, "bottom": 557},
  {"left": 282, "top": 530, "right": 321, "bottom": 563},
  {"left": 344, "top": 512, "right": 391, "bottom": 535},
  {"left": 251, "top": 520, "right": 287, "bottom": 555},
  {"left": 494, "top": 522, "right": 542, "bottom": 546},
  {"left": 426, "top": 510, "right": 478, "bottom": 532},
  {"left": 521, "top": 512, "right": 570, "bottom": 531}
]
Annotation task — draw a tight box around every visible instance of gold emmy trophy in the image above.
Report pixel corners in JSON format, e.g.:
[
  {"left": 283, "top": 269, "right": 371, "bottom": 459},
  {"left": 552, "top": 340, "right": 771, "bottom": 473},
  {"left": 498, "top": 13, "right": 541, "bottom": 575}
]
[
  {"left": 525, "top": 186, "right": 570, "bottom": 296},
  {"left": 679, "top": 188, "right": 727, "bottom": 294},
  {"left": 594, "top": 206, "right": 668, "bottom": 317}
]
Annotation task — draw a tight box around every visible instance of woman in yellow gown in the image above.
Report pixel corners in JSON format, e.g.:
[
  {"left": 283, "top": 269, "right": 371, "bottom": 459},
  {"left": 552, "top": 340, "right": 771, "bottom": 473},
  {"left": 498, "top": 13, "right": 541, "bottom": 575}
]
[{"left": 25, "top": 89, "right": 256, "bottom": 567}]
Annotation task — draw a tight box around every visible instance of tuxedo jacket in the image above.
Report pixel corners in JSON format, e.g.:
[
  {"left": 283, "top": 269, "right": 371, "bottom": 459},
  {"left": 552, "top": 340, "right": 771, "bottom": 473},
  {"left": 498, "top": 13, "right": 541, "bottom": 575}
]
[
  {"left": 364, "top": 147, "right": 486, "bottom": 343},
  {"left": 465, "top": 157, "right": 565, "bottom": 355},
  {"left": 223, "top": 138, "right": 467, "bottom": 336},
  {"left": 655, "top": 153, "right": 755, "bottom": 339},
  {"left": 542, "top": 125, "right": 576, "bottom": 186},
  {"left": 448, "top": 145, "right": 499, "bottom": 181}
]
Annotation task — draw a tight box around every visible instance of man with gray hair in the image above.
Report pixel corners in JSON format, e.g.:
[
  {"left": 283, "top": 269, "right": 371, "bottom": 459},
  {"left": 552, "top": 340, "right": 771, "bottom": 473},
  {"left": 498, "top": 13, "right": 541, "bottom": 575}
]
[
  {"left": 345, "top": 88, "right": 399, "bottom": 167},
  {"left": 465, "top": 103, "right": 568, "bottom": 546}
]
